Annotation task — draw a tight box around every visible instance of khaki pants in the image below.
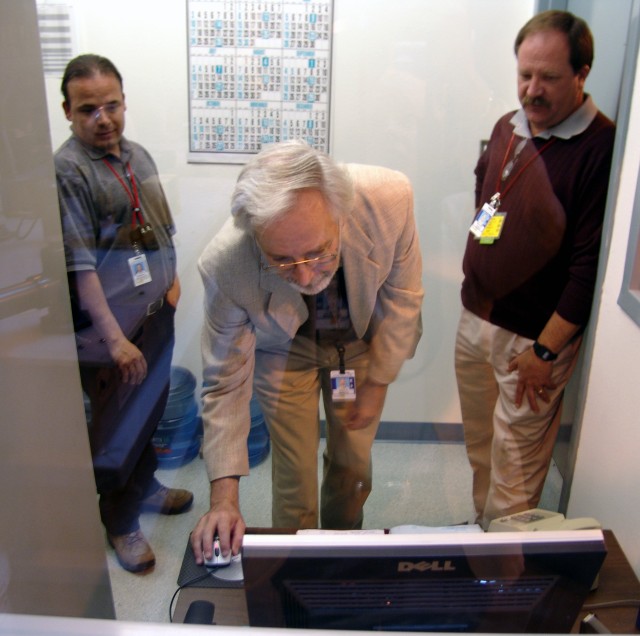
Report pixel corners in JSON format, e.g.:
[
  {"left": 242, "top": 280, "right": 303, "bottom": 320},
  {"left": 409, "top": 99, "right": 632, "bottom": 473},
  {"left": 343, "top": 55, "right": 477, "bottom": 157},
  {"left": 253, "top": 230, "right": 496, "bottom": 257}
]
[
  {"left": 454, "top": 308, "right": 580, "bottom": 528},
  {"left": 254, "top": 336, "right": 379, "bottom": 529}
]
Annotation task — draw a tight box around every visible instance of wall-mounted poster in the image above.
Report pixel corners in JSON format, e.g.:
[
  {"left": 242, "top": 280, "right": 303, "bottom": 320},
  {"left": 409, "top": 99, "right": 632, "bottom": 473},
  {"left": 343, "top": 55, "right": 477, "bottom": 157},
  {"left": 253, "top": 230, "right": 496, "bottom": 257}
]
[{"left": 187, "top": 0, "right": 333, "bottom": 164}]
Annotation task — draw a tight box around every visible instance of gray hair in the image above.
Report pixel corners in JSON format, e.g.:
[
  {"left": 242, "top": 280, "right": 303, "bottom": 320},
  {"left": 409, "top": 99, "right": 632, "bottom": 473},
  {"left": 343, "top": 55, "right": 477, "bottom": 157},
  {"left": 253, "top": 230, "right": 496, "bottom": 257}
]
[{"left": 231, "top": 140, "right": 354, "bottom": 231}]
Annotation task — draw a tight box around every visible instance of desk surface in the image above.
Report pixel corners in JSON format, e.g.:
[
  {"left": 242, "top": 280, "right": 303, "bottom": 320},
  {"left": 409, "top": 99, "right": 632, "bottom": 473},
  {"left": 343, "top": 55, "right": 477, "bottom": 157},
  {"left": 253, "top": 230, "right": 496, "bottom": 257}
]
[
  {"left": 174, "top": 529, "right": 640, "bottom": 633},
  {"left": 581, "top": 530, "right": 640, "bottom": 633}
]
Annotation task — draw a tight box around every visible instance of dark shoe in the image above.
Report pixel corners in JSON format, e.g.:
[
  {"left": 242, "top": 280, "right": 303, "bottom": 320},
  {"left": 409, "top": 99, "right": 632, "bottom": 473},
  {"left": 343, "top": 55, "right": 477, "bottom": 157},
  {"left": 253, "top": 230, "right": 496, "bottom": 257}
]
[
  {"left": 108, "top": 530, "right": 155, "bottom": 573},
  {"left": 140, "top": 484, "right": 194, "bottom": 515}
]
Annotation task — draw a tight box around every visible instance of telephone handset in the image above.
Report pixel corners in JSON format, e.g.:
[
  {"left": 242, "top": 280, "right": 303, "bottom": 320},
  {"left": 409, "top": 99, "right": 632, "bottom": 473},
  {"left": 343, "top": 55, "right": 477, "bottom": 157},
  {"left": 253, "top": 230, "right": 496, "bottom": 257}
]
[{"left": 488, "top": 508, "right": 601, "bottom": 533}]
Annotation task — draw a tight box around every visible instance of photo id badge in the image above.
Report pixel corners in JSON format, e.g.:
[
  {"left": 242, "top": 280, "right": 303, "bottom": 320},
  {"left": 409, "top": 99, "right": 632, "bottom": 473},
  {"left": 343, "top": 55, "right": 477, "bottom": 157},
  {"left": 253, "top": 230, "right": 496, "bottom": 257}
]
[
  {"left": 129, "top": 253, "right": 152, "bottom": 287},
  {"left": 330, "top": 369, "right": 356, "bottom": 402},
  {"left": 469, "top": 202, "right": 497, "bottom": 238}
]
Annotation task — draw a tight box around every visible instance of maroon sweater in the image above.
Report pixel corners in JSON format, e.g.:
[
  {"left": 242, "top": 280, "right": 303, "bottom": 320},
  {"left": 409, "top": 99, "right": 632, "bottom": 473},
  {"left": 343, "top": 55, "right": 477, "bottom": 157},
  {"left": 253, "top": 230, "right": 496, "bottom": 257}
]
[{"left": 461, "top": 110, "right": 615, "bottom": 340}]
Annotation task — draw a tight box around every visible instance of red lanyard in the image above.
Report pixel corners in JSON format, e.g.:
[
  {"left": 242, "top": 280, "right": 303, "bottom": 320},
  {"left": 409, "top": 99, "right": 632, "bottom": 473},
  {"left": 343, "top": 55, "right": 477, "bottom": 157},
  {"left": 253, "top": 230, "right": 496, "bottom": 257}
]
[
  {"left": 102, "top": 158, "right": 144, "bottom": 227},
  {"left": 495, "top": 133, "right": 556, "bottom": 201}
]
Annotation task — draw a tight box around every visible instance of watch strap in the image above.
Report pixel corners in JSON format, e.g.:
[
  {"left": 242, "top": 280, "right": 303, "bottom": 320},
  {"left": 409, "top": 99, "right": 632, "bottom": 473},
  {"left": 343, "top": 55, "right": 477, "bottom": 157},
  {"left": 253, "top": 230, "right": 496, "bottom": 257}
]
[{"left": 533, "top": 341, "right": 558, "bottom": 361}]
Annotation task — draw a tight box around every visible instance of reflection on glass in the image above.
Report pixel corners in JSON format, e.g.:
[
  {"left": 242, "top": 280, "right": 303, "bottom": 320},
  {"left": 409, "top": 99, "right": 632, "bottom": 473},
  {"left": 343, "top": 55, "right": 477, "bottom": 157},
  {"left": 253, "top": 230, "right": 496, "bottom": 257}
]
[{"left": 8, "top": 0, "right": 631, "bottom": 625}]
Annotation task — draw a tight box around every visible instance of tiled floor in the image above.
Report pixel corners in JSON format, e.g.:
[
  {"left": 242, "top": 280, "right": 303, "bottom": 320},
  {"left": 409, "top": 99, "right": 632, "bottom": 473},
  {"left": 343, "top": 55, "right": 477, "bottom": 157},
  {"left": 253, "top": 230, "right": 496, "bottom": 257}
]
[{"left": 105, "top": 440, "right": 562, "bottom": 624}]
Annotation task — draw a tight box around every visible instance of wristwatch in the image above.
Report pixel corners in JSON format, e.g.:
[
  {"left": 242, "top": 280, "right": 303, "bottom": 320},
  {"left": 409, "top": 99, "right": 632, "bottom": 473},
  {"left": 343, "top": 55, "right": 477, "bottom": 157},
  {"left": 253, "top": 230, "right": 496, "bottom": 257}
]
[{"left": 533, "top": 341, "right": 558, "bottom": 361}]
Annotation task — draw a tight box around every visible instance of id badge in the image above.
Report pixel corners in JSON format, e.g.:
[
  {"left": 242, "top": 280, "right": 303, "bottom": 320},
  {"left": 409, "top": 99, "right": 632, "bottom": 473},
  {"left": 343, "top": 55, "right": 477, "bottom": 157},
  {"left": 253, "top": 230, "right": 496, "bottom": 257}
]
[
  {"left": 479, "top": 212, "right": 506, "bottom": 244},
  {"left": 129, "top": 254, "right": 152, "bottom": 287},
  {"left": 469, "top": 202, "right": 497, "bottom": 238},
  {"left": 330, "top": 369, "right": 356, "bottom": 402}
]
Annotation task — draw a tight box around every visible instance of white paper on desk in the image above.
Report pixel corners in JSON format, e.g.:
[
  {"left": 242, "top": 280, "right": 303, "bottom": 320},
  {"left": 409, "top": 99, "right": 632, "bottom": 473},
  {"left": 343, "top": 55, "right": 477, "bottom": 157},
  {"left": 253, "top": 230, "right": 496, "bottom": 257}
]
[
  {"left": 390, "top": 524, "right": 484, "bottom": 534},
  {"left": 296, "top": 528, "right": 386, "bottom": 535}
]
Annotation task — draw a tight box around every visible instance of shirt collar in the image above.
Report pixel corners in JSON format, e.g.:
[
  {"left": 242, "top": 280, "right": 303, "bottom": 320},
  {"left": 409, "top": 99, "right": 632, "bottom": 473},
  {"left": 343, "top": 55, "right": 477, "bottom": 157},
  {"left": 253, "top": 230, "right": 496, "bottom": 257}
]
[
  {"left": 72, "top": 134, "right": 131, "bottom": 162},
  {"left": 509, "top": 94, "right": 597, "bottom": 140}
]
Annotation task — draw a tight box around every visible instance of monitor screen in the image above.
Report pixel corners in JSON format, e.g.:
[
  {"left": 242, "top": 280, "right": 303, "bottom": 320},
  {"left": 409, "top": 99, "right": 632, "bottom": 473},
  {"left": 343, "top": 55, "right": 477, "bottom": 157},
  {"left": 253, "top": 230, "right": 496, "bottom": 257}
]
[{"left": 241, "top": 529, "right": 606, "bottom": 632}]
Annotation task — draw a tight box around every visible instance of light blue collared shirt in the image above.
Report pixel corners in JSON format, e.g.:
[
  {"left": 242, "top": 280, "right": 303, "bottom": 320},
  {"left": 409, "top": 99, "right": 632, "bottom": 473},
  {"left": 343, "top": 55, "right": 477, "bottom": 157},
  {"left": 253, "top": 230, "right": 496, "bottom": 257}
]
[{"left": 509, "top": 94, "right": 598, "bottom": 140}]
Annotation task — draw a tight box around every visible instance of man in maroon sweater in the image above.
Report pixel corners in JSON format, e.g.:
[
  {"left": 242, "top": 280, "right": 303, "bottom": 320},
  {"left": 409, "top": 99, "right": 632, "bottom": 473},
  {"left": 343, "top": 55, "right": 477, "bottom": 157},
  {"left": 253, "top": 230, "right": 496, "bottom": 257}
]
[{"left": 455, "top": 10, "right": 615, "bottom": 528}]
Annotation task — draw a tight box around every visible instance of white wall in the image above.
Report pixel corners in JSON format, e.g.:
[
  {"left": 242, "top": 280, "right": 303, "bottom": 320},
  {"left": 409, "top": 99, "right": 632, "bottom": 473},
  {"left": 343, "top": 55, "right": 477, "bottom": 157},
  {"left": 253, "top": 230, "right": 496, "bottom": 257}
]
[
  {"left": 568, "top": 43, "right": 640, "bottom": 578},
  {"left": 44, "top": 0, "right": 533, "bottom": 425}
]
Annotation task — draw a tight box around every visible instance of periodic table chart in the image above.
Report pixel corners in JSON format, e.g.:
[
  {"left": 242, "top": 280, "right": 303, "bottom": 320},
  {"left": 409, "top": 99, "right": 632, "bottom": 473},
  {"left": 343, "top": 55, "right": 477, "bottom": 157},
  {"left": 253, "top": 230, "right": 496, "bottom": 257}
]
[{"left": 187, "top": 0, "right": 333, "bottom": 163}]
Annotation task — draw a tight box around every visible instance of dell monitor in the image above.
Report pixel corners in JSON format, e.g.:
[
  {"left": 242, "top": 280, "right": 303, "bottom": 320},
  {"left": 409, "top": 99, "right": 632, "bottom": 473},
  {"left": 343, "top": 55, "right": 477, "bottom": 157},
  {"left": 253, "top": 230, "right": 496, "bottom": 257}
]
[{"left": 241, "top": 529, "right": 606, "bottom": 632}]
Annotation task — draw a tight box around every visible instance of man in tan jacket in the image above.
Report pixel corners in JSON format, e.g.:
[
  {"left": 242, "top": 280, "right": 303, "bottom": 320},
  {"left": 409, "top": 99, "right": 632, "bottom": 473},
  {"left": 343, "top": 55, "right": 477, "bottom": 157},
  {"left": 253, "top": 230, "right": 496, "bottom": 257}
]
[{"left": 191, "top": 141, "right": 423, "bottom": 564}]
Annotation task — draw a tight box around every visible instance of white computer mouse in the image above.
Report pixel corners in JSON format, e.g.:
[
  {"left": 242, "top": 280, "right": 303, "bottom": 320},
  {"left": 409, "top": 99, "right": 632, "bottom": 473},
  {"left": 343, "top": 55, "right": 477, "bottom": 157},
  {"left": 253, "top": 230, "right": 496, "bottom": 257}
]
[{"left": 204, "top": 537, "right": 231, "bottom": 568}]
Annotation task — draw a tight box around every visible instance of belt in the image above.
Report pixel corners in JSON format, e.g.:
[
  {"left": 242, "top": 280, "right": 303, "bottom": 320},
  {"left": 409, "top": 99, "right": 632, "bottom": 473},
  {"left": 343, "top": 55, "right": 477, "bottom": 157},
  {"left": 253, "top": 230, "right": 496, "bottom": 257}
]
[{"left": 146, "top": 297, "right": 164, "bottom": 316}]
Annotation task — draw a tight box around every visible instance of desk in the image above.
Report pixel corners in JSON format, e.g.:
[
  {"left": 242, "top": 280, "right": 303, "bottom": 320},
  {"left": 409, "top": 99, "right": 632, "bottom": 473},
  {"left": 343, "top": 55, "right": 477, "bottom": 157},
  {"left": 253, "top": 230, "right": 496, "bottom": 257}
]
[
  {"left": 580, "top": 531, "right": 640, "bottom": 633},
  {"left": 173, "top": 530, "right": 640, "bottom": 632}
]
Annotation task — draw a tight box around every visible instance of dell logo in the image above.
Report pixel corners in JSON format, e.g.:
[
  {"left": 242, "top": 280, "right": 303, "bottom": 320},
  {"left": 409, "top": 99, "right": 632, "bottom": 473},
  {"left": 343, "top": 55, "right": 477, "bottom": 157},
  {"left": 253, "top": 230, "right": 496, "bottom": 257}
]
[{"left": 398, "top": 560, "right": 456, "bottom": 572}]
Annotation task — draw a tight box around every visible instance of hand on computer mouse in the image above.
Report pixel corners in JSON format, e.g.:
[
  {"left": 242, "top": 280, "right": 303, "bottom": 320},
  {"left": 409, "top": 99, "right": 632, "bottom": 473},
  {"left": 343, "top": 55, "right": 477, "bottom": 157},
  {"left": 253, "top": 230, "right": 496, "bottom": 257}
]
[
  {"left": 190, "top": 477, "right": 246, "bottom": 566},
  {"left": 204, "top": 536, "right": 231, "bottom": 568}
]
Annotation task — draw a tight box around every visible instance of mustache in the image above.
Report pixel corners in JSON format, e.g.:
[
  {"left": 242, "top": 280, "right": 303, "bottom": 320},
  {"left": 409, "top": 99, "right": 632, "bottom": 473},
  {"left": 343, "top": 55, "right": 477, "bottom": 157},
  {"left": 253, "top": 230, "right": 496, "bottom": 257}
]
[{"left": 522, "top": 96, "right": 551, "bottom": 108}]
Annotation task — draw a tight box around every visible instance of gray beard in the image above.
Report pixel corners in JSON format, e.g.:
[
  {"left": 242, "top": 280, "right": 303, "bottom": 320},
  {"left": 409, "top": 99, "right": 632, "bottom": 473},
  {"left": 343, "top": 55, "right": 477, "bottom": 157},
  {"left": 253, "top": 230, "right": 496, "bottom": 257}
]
[{"left": 285, "top": 263, "right": 338, "bottom": 295}]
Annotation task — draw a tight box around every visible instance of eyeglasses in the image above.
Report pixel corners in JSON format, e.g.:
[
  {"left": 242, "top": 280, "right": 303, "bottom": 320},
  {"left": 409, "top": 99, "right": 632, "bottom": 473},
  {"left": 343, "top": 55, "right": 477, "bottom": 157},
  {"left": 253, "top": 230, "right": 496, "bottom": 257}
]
[
  {"left": 78, "top": 103, "right": 123, "bottom": 120},
  {"left": 262, "top": 252, "right": 337, "bottom": 272}
]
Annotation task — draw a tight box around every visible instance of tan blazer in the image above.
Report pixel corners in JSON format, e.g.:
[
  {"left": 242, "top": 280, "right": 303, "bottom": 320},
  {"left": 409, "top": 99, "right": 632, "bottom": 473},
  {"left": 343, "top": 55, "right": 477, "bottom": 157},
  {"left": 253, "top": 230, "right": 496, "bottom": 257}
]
[{"left": 198, "top": 164, "right": 424, "bottom": 481}]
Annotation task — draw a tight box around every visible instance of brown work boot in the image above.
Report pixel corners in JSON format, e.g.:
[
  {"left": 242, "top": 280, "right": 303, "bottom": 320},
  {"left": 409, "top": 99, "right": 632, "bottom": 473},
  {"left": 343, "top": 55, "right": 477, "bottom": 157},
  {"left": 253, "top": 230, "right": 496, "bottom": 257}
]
[
  {"left": 108, "top": 530, "right": 155, "bottom": 573},
  {"left": 140, "top": 484, "right": 194, "bottom": 515}
]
